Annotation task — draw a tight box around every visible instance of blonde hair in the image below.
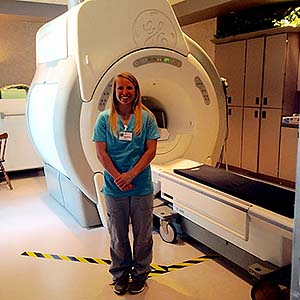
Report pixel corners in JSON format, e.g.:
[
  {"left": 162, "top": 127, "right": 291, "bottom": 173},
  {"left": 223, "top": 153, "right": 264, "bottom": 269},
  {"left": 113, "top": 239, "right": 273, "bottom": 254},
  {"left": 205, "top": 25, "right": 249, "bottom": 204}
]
[{"left": 109, "top": 72, "right": 153, "bottom": 136}]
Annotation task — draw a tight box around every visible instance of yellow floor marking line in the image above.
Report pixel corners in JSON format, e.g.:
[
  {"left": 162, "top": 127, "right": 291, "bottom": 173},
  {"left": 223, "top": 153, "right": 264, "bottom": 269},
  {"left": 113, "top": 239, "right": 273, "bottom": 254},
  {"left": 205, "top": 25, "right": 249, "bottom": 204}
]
[
  {"left": 21, "top": 251, "right": 217, "bottom": 277},
  {"left": 21, "top": 251, "right": 110, "bottom": 265}
]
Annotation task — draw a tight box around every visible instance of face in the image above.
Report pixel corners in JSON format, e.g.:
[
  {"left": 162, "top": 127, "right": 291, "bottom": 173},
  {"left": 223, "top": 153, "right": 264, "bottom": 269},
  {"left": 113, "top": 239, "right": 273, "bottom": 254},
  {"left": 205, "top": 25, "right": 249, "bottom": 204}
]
[{"left": 115, "top": 77, "right": 136, "bottom": 108}]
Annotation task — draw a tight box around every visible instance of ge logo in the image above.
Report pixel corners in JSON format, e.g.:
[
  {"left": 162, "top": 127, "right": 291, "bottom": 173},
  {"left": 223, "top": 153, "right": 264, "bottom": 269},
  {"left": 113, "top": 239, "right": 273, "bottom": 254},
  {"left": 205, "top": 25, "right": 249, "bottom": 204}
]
[{"left": 133, "top": 10, "right": 177, "bottom": 47}]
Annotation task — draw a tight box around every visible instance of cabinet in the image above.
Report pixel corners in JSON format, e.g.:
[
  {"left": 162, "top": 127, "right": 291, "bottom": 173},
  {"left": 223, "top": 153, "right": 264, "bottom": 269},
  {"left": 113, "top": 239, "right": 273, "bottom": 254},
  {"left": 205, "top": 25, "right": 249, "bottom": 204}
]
[
  {"left": 215, "top": 40, "right": 246, "bottom": 106},
  {"left": 241, "top": 107, "right": 260, "bottom": 172},
  {"left": 241, "top": 108, "right": 281, "bottom": 176},
  {"left": 244, "top": 37, "right": 264, "bottom": 107},
  {"left": 215, "top": 41, "right": 245, "bottom": 167},
  {"left": 258, "top": 108, "right": 282, "bottom": 176},
  {"left": 279, "top": 127, "right": 299, "bottom": 182},
  {"left": 242, "top": 35, "right": 286, "bottom": 177},
  {"left": 215, "top": 30, "right": 299, "bottom": 179},
  {"left": 262, "top": 34, "right": 287, "bottom": 109},
  {"left": 244, "top": 34, "right": 298, "bottom": 111},
  {"left": 226, "top": 106, "right": 243, "bottom": 167}
]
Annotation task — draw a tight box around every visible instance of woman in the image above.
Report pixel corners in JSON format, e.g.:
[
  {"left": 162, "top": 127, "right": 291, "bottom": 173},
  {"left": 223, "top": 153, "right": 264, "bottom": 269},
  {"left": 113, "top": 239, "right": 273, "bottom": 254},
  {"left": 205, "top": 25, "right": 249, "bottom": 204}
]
[{"left": 93, "top": 72, "right": 160, "bottom": 295}]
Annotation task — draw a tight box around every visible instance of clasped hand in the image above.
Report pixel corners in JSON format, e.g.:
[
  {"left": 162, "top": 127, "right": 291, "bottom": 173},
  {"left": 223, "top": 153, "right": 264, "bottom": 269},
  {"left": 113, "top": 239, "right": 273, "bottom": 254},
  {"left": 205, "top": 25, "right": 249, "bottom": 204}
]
[{"left": 114, "top": 172, "right": 134, "bottom": 192}]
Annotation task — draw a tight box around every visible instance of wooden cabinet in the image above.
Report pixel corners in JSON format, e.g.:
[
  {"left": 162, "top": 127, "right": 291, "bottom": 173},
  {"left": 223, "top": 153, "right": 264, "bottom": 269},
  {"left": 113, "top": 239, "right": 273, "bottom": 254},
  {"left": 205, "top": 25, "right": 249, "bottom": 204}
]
[
  {"left": 215, "top": 40, "right": 246, "bottom": 106},
  {"left": 241, "top": 107, "right": 260, "bottom": 172},
  {"left": 242, "top": 35, "right": 287, "bottom": 176},
  {"left": 215, "top": 30, "right": 299, "bottom": 181},
  {"left": 244, "top": 34, "right": 298, "bottom": 111},
  {"left": 215, "top": 40, "right": 245, "bottom": 168},
  {"left": 279, "top": 127, "right": 299, "bottom": 182},
  {"left": 258, "top": 109, "right": 282, "bottom": 177},
  {"left": 262, "top": 34, "right": 287, "bottom": 109},
  {"left": 244, "top": 37, "right": 264, "bottom": 107},
  {"left": 226, "top": 106, "right": 243, "bottom": 167},
  {"left": 241, "top": 108, "right": 282, "bottom": 177}
]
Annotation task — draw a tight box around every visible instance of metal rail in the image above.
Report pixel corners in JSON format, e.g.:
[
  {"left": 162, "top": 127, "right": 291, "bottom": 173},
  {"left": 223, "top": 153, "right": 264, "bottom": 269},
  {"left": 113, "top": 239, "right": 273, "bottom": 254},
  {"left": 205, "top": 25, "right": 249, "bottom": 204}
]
[{"left": 0, "top": 112, "right": 25, "bottom": 119}]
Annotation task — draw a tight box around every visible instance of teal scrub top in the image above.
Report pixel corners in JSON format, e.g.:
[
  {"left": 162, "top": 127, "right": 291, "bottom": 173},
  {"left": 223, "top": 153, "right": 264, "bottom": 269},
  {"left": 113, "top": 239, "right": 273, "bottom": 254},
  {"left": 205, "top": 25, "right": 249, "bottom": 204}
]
[{"left": 93, "top": 109, "right": 160, "bottom": 197}]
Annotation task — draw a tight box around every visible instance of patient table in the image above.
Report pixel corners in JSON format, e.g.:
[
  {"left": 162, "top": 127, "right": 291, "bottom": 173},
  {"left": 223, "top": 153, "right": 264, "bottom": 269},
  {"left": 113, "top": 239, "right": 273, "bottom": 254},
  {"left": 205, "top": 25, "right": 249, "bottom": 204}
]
[{"left": 155, "top": 164, "right": 294, "bottom": 276}]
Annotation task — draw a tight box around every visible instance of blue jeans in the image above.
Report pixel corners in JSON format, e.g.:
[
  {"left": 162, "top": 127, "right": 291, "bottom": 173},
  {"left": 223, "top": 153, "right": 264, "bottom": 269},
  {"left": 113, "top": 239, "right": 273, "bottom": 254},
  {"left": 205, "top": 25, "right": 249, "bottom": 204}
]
[{"left": 104, "top": 194, "right": 153, "bottom": 282}]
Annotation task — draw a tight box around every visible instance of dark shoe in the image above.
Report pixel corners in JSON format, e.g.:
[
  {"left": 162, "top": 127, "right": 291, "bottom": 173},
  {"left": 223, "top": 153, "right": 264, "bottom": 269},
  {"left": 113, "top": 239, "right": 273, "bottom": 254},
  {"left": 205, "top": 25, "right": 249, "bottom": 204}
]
[
  {"left": 129, "top": 280, "right": 146, "bottom": 294},
  {"left": 113, "top": 277, "right": 129, "bottom": 295}
]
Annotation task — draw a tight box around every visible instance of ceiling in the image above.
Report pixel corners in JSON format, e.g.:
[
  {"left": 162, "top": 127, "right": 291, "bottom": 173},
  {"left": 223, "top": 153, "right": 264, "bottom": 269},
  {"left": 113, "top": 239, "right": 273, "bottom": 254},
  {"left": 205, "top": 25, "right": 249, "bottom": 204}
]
[
  {"left": 17, "top": 0, "right": 66, "bottom": 3},
  {"left": 0, "top": 0, "right": 66, "bottom": 20},
  {"left": 16, "top": 0, "right": 185, "bottom": 4},
  {"left": 0, "top": 0, "right": 299, "bottom": 24}
]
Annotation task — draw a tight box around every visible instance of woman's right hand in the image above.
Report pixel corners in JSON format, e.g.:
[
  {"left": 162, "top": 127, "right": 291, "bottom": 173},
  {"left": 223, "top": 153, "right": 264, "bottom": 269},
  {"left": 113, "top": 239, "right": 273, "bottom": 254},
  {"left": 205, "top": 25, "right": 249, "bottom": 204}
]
[{"left": 118, "top": 183, "right": 134, "bottom": 192}]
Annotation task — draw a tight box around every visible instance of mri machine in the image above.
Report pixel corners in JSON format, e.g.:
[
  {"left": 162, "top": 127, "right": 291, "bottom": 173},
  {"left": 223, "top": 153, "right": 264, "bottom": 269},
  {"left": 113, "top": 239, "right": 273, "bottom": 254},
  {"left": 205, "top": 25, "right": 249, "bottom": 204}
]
[{"left": 26, "top": 0, "right": 296, "bottom": 283}]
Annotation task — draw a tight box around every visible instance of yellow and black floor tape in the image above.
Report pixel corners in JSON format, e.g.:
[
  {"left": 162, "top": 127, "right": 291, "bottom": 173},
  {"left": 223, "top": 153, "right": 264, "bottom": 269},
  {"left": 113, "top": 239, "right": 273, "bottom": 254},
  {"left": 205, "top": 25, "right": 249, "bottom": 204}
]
[
  {"left": 21, "top": 251, "right": 111, "bottom": 265},
  {"left": 21, "top": 251, "right": 217, "bottom": 277}
]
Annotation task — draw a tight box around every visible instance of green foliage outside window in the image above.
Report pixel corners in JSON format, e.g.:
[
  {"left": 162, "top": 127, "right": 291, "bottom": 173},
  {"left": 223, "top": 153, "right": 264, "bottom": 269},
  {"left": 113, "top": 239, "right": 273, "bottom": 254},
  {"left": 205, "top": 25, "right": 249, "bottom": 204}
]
[
  {"left": 215, "top": 3, "right": 300, "bottom": 39},
  {"left": 273, "top": 7, "right": 300, "bottom": 27}
]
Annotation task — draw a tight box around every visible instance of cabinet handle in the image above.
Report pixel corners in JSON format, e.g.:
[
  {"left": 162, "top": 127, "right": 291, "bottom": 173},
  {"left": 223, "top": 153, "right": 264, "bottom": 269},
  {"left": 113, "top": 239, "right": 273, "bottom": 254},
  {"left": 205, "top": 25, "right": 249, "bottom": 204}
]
[
  {"left": 256, "top": 97, "right": 260, "bottom": 105},
  {"left": 227, "top": 96, "right": 232, "bottom": 104},
  {"left": 228, "top": 108, "right": 232, "bottom": 115},
  {"left": 262, "top": 110, "right": 267, "bottom": 119},
  {"left": 254, "top": 110, "right": 259, "bottom": 118},
  {"left": 263, "top": 97, "right": 268, "bottom": 105}
]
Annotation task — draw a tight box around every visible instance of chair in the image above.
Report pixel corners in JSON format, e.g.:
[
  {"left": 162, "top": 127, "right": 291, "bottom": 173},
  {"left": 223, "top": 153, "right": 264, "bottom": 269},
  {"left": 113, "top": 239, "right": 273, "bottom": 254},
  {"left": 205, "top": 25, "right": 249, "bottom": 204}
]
[{"left": 0, "top": 132, "right": 13, "bottom": 190}]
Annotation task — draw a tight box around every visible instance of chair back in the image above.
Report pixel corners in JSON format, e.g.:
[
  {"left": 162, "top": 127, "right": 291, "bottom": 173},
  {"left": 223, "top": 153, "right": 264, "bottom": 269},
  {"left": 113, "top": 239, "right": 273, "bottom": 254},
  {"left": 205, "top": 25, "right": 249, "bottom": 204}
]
[{"left": 0, "top": 132, "right": 8, "bottom": 162}]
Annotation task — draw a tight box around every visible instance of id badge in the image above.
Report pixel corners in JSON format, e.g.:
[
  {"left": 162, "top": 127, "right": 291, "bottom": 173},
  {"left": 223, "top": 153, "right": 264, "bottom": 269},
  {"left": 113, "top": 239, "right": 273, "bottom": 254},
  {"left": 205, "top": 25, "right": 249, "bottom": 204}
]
[{"left": 119, "top": 131, "right": 133, "bottom": 141}]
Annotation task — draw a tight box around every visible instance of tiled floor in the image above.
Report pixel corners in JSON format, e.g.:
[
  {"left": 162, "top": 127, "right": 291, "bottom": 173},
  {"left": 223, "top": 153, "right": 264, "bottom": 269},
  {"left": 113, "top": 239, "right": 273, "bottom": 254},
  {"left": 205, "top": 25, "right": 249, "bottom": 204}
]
[{"left": 0, "top": 173, "right": 252, "bottom": 299}]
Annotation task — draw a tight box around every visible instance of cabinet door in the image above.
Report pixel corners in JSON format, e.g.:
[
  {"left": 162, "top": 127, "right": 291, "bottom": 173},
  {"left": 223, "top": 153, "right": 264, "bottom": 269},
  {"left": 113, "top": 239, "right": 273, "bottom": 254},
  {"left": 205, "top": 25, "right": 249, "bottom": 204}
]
[
  {"left": 225, "top": 106, "right": 243, "bottom": 168},
  {"left": 215, "top": 41, "right": 246, "bottom": 106},
  {"left": 244, "top": 38, "right": 264, "bottom": 107},
  {"left": 262, "top": 34, "right": 287, "bottom": 108},
  {"left": 258, "top": 109, "right": 282, "bottom": 176},
  {"left": 241, "top": 107, "right": 260, "bottom": 172},
  {"left": 283, "top": 33, "right": 300, "bottom": 115},
  {"left": 279, "top": 127, "right": 299, "bottom": 182}
]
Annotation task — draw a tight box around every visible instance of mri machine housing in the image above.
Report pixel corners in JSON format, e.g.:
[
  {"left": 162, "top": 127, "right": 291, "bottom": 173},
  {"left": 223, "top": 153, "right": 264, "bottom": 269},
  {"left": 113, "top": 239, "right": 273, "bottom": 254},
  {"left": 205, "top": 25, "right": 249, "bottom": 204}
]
[
  {"left": 26, "top": 0, "right": 293, "bottom": 276},
  {"left": 27, "top": 0, "right": 226, "bottom": 226}
]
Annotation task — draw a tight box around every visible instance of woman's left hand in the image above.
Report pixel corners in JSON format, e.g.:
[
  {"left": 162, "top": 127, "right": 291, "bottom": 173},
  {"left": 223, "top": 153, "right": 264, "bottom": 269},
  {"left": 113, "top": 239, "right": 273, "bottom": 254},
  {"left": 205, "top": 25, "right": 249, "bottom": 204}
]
[{"left": 114, "top": 172, "right": 134, "bottom": 191}]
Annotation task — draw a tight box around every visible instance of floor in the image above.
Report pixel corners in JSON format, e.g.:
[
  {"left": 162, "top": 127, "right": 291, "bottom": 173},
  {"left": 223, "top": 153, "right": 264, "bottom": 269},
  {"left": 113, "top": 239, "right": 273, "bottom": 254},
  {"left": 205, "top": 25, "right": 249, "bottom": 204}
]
[{"left": 0, "top": 172, "right": 253, "bottom": 300}]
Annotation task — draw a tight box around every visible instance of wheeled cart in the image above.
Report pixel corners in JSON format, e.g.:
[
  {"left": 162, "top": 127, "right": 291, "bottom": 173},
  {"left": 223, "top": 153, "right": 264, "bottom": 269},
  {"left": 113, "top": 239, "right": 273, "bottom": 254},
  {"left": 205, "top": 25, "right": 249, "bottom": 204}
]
[{"left": 153, "top": 197, "right": 179, "bottom": 244}]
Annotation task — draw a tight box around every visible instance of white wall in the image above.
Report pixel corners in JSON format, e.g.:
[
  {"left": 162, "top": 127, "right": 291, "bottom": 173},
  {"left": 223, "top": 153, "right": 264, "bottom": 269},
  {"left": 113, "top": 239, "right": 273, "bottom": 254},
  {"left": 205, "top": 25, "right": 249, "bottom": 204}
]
[
  {"left": 0, "top": 14, "right": 46, "bottom": 87},
  {"left": 181, "top": 18, "right": 217, "bottom": 62}
]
